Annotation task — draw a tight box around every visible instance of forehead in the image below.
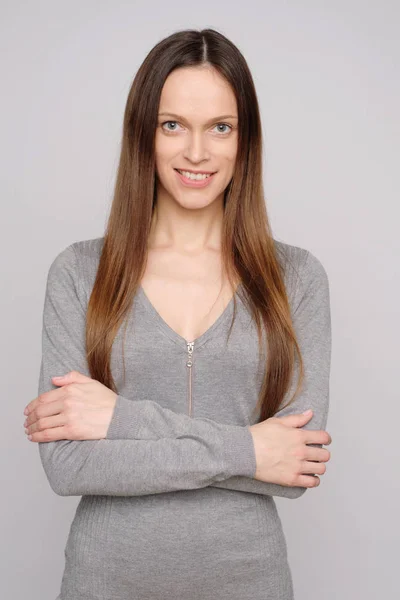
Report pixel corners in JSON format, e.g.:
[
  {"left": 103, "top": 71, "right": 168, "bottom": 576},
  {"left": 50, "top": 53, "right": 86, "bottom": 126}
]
[{"left": 159, "top": 66, "right": 237, "bottom": 119}]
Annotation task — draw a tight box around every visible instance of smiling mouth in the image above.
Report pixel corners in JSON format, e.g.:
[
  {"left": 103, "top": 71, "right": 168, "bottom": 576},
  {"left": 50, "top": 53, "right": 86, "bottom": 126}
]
[{"left": 174, "top": 168, "right": 216, "bottom": 180}]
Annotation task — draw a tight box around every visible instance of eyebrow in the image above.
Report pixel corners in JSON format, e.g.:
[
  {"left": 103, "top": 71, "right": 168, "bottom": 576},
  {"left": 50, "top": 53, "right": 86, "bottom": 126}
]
[{"left": 158, "top": 112, "right": 238, "bottom": 124}]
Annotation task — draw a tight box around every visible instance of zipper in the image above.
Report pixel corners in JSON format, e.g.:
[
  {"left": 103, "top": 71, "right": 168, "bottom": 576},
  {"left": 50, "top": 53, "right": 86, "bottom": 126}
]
[{"left": 186, "top": 341, "right": 194, "bottom": 417}]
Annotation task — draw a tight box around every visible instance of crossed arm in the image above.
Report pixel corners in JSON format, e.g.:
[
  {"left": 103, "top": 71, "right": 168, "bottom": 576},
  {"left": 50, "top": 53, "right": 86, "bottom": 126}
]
[{"left": 37, "top": 243, "right": 331, "bottom": 499}]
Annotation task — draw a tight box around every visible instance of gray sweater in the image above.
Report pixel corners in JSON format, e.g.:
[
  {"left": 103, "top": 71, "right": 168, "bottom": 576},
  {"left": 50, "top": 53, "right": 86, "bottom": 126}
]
[{"left": 37, "top": 236, "right": 331, "bottom": 600}]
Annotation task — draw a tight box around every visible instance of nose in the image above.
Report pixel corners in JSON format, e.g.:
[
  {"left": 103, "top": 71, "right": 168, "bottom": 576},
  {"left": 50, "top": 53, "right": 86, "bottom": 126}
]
[{"left": 183, "top": 131, "right": 210, "bottom": 163}]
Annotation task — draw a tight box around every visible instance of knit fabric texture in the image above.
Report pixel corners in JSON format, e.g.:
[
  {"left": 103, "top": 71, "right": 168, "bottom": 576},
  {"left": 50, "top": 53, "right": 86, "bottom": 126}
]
[{"left": 37, "top": 236, "right": 331, "bottom": 600}]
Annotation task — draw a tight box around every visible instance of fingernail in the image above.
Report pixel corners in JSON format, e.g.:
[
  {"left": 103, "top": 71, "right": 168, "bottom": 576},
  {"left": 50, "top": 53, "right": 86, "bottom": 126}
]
[{"left": 303, "top": 409, "right": 312, "bottom": 415}]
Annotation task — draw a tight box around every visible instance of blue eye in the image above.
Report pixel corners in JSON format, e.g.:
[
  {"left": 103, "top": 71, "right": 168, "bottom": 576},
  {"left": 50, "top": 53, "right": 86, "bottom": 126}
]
[
  {"left": 213, "top": 123, "right": 232, "bottom": 134},
  {"left": 162, "top": 121, "right": 181, "bottom": 132},
  {"left": 161, "top": 121, "right": 233, "bottom": 135}
]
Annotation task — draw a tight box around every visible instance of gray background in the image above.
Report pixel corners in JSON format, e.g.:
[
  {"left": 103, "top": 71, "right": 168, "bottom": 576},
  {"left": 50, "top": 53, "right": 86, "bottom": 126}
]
[{"left": 2, "top": 1, "right": 399, "bottom": 598}]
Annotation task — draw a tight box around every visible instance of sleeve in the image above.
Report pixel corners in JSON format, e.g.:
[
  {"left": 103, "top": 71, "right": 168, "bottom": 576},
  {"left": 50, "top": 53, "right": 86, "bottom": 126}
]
[
  {"left": 105, "top": 249, "right": 332, "bottom": 500},
  {"left": 214, "top": 250, "right": 332, "bottom": 497},
  {"left": 37, "top": 243, "right": 257, "bottom": 497}
]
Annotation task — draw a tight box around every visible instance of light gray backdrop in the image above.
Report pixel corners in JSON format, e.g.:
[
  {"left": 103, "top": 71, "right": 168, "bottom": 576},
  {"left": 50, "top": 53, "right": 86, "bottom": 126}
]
[{"left": 2, "top": 1, "right": 399, "bottom": 598}]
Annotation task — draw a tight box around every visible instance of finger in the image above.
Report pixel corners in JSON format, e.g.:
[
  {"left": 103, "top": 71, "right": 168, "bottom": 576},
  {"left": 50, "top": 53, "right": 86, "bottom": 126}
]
[
  {"left": 27, "top": 425, "right": 70, "bottom": 443},
  {"left": 305, "top": 446, "right": 331, "bottom": 463},
  {"left": 53, "top": 371, "right": 93, "bottom": 385},
  {"left": 304, "top": 430, "right": 332, "bottom": 446},
  {"left": 293, "top": 474, "right": 320, "bottom": 488},
  {"left": 24, "top": 387, "right": 65, "bottom": 417},
  {"left": 274, "top": 411, "right": 313, "bottom": 427},
  {"left": 301, "top": 460, "right": 327, "bottom": 475},
  {"left": 25, "top": 398, "right": 65, "bottom": 427},
  {"left": 26, "top": 412, "right": 66, "bottom": 436}
]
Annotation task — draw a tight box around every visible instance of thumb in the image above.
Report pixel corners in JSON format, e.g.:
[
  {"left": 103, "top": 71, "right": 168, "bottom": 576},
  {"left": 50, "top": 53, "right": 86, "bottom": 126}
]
[
  {"left": 275, "top": 409, "right": 313, "bottom": 427},
  {"left": 52, "top": 370, "right": 92, "bottom": 385}
]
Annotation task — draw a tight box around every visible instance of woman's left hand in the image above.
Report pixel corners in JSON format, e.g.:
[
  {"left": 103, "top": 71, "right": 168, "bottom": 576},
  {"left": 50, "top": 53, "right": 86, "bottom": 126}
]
[{"left": 23, "top": 371, "right": 117, "bottom": 442}]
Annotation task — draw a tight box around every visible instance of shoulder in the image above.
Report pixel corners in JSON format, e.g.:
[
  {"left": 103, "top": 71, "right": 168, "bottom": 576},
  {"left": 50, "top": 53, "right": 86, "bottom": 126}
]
[
  {"left": 45, "top": 236, "right": 105, "bottom": 302},
  {"left": 272, "top": 238, "right": 330, "bottom": 311},
  {"left": 48, "top": 236, "right": 104, "bottom": 269}
]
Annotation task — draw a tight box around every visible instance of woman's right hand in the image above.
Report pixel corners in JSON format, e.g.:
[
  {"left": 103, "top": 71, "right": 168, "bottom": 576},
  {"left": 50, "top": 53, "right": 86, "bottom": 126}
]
[{"left": 249, "top": 410, "right": 332, "bottom": 488}]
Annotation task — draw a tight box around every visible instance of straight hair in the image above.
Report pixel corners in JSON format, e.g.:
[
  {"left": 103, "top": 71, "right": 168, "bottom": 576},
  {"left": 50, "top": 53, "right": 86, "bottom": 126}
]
[{"left": 86, "top": 28, "right": 304, "bottom": 422}]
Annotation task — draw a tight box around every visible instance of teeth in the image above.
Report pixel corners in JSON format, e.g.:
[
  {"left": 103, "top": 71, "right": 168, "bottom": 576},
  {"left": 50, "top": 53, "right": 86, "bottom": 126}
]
[{"left": 177, "top": 169, "right": 212, "bottom": 181}]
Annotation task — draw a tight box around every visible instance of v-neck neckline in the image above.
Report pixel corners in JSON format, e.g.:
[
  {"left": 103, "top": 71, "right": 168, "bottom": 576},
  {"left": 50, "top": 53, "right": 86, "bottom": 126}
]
[{"left": 137, "top": 283, "right": 243, "bottom": 349}]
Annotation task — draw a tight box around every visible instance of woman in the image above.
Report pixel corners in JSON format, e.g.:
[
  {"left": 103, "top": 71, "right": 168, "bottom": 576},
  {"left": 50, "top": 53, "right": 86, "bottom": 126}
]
[{"left": 24, "top": 28, "right": 332, "bottom": 600}]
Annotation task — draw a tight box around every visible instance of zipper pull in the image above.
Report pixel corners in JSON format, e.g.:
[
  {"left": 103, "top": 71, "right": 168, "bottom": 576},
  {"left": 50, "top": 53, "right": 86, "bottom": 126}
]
[{"left": 186, "top": 341, "right": 194, "bottom": 367}]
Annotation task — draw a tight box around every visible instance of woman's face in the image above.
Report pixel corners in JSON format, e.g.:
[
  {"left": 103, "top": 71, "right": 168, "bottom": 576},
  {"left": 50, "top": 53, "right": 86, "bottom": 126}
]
[{"left": 154, "top": 65, "right": 238, "bottom": 211}]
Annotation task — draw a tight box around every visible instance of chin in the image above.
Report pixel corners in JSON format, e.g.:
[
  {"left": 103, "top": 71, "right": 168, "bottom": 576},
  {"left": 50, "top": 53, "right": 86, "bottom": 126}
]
[{"left": 177, "top": 197, "right": 214, "bottom": 210}]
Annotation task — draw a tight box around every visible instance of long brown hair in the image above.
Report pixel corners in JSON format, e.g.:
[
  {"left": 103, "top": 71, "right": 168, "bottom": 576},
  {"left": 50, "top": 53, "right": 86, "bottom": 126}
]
[{"left": 86, "top": 28, "right": 304, "bottom": 423}]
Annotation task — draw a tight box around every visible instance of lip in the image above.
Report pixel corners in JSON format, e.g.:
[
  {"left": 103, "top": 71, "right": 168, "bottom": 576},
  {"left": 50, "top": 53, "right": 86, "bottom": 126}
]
[
  {"left": 174, "top": 168, "right": 216, "bottom": 188},
  {"left": 175, "top": 168, "right": 216, "bottom": 174}
]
